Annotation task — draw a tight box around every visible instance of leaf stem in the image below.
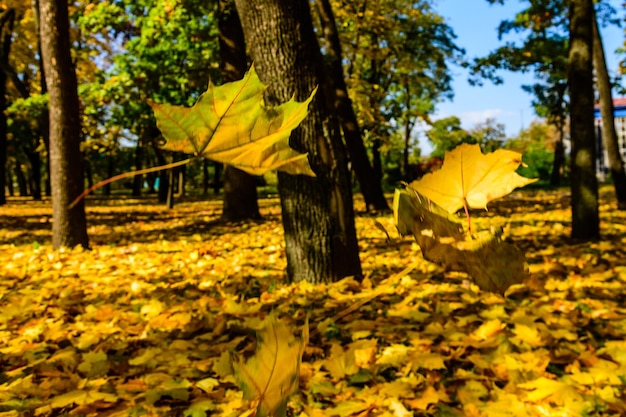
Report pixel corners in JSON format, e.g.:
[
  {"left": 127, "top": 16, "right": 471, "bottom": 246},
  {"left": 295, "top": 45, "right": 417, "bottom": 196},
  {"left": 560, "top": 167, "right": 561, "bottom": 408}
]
[{"left": 69, "top": 157, "right": 196, "bottom": 209}]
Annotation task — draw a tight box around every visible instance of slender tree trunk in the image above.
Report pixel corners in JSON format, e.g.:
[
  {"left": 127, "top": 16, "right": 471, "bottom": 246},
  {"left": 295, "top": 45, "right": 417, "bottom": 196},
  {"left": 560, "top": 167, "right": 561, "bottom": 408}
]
[
  {"left": 218, "top": 0, "right": 261, "bottom": 221},
  {"left": 202, "top": 158, "right": 209, "bottom": 195},
  {"left": 6, "top": 163, "right": 12, "bottom": 196},
  {"left": 0, "top": 8, "right": 14, "bottom": 206},
  {"left": 32, "top": 0, "right": 51, "bottom": 197},
  {"left": 593, "top": 10, "right": 626, "bottom": 209},
  {"left": 568, "top": 0, "right": 599, "bottom": 239},
  {"left": 23, "top": 149, "right": 42, "bottom": 200},
  {"left": 131, "top": 139, "right": 143, "bottom": 196},
  {"left": 213, "top": 162, "right": 222, "bottom": 194},
  {"left": 39, "top": 0, "right": 89, "bottom": 248},
  {"left": 166, "top": 168, "right": 174, "bottom": 209},
  {"left": 15, "top": 162, "right": 27, "bottom": 196},
  {"left": 104, "top": 152, "right": 114, "bottom": 195},
  {"left": 235, "top": 0, "right": 362, "bottom": 283},
  {"left": 550, "top": 118, "right": 565, "bottom": 186},
  {"left": 315, "top": 0, "right": 389, "bottom": 211}
]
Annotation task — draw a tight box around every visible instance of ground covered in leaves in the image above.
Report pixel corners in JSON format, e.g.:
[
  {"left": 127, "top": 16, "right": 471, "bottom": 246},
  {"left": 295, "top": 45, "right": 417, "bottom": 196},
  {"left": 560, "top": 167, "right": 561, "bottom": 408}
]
[{"left": 1, "top": 188, "right": 626, "bottom": 417}]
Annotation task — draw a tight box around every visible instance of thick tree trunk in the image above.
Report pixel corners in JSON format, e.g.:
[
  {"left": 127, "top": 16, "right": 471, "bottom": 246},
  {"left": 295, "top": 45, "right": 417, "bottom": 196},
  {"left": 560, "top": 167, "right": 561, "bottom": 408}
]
[
  {"left": 0, "top": 8, "right": 14, "bottom": 206},
  {"left": 568, "top": 0, "right": 599, "bottom": 239},
  {"left": 39, "top": 0, "right": 89, "bottom": 248},
  {"left": 315, "top": 0, "right": 389, "bottom": 211},
  {"left": 235, "top": 0, "right": 362, "bottom": 283},
  {"left": 593, "top": 10, "right": 626, "bottom": 209},
  {"left": 218, "top": 0, "right": 261, "bottom": 221}
]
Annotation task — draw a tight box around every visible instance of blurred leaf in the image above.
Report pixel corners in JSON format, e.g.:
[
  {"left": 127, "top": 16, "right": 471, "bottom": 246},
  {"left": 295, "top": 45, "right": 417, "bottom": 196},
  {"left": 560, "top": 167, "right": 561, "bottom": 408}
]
[{"left": 232, "top": 315, "right": 307, "bottom": 417}]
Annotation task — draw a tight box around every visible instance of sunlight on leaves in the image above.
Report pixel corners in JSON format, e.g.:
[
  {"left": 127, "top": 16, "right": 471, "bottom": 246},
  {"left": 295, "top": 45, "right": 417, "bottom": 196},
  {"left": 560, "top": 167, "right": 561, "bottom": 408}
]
[
  {"left": 150, "top": 65, "right": 316, "bottom": 176},
  {"left": 409, "top": 143, "right": 537, "bottom": 214}
]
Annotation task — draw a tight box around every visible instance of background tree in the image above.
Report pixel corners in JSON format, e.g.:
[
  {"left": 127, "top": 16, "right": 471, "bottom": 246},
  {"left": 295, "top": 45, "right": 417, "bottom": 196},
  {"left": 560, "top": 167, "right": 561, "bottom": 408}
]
[
  {"left": 39, "top": 0, "right": 89, "bottom": 248},
  {"left": 78, "top": 0, "right": 220, "bottom": 199},
  {"left": 235, "top": 0, "right": 362, "bottom": 283},
  {"left": 314, "top": 0, "right": 389, "bottom": 210},
  {"left": 218, "top": 0, "right": 261, "bottom": 221},
  {"left": 471, "top": 0, "right": 569, "bottom": 185},
  {"left": 569, "top": 0, "right": 599, "bottom": 239},
  {"left": 506, "top": 120, "right": 559, "bottom": 181},
  {"left": 593, "top": 7, "right": 626, "bottom": 209},
  {"left": 329, "top": 0, "right": 463, "bottom": 183},
  {"left": 425, "top": 116, "right": 474, "bottom": 159},
  {"left": 0, "top": 7, "right": 14, "bottom": 205}
]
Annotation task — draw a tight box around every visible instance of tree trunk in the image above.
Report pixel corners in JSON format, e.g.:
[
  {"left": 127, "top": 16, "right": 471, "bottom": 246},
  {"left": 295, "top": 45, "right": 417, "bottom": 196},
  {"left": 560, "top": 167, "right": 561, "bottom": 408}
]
[
  {"left": 568, "top": 0, "right": 599, "bottom": 240},
  {"left": 39, "top": 0, "right": 89, "bottom": 248},
  {"left": 131, "top": 139, "right": 143, "bottom": 196},
  {"left": 218, "top": 0, "right": 261, "bottom": 221},
  {"left": 235, "top": 0, "right": 362, "bottom": 283},
  {"left": 23, "top": 148, "right": 42, "bottom": 200},
  {"left": 202, "top": 158, "right": 209, "bottom": 195},
  {"left": 166, "top": 168, "right": 174, "bottom": 209},
  {"left": 213, "top": 162, "right": 222, "bottom": 194},
  {"left": 15, "top": 162, "right": 27, "bottom": 196},
  {"left": 593, "top": 9, "right": 626, "bottom": 209},
  {"left": 0, "top": 8, "right": 14, "bottom": 206},
  {"left": 315, "top": 0, "right": 389, "bottom": 211},
  {"left": 6, "top": 163, "right": 12, "bottom": 196},
  {"left": 104, "top": 152, "right": 114, "bottom": 195},
  {"left": 550, "top": 117, "right": 565, "bottom": 186},
  {"left": 32, "top": 0, "right": 51, "bottom": 198}
]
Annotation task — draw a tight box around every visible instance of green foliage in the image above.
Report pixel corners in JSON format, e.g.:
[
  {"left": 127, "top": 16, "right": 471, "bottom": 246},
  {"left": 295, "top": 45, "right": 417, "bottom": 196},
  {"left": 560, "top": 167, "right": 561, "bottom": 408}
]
[
  {"left": 425, "top": 116, "right": 475, "bottom": 158},
  {"left": 505, "top": 121, "right": 557, "bottom": 182},
  {"left": 328, "top": 0, "right": 463, "bottom": 152}
]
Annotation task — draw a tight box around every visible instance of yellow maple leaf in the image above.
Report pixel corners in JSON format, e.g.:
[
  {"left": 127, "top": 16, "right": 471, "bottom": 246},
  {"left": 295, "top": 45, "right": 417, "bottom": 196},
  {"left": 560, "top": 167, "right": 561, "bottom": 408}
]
[
  {"left": 150, "top": 65, "right": 316, "bottom": 176},
  {"left": 232, "top": 315, "right": 307, "bottom": 417},
  {"left": 408, "top": 143, "right": 536, "bottom": 214}
]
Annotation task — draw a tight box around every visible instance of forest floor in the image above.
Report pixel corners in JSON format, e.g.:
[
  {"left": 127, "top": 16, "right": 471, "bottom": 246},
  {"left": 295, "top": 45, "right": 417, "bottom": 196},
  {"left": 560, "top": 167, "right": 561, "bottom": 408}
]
[{"left": 1, "top": 187, "right": 626, "bottom": 417}]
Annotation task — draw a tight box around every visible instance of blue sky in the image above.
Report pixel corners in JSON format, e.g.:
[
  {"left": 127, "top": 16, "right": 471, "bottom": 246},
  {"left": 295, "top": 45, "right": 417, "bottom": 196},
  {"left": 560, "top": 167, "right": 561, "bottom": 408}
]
[{"left": 420, "top": 0, "right": 624, "bottom": 153}]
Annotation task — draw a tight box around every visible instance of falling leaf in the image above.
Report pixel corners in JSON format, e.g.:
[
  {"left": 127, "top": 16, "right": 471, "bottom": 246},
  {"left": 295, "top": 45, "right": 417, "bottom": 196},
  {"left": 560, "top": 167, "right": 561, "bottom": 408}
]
[
  {"left": 232, "top": 315, "right": 307, "bottom": 417},
  {"left": 150, "top": 65, "right": 316, "bottom": 176},
  {"left": 409, "top": 143, "right": 537, "bottom": 214},
  {"left": 393, "top": 188, "right": 528, "bottom": 293}
]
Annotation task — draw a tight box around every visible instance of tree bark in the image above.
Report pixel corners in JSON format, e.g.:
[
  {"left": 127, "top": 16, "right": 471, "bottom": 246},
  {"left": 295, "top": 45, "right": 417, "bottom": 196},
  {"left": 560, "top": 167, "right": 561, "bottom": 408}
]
[
  {"left": 315, "top": 0, "right": 389, "bottom": 211},
  {"left": 550, "top": 115, "right": 566, "bottom": 186},
  {"left": 592, "top": 9, "right": 626, "bottom": 209},
  {"left": 32, "top": 0, "right": 51, "bottom": 197},
  {"left": 39, "top": 0, "right": 89, "bottom": 248},
  {"left": 568, "top": 0, "right": 599, "bottom": 240},
  {"left": 131, "top": 139, "right": 143, "bottom": 196},
  {"left": 218, "top": 0, "right": 261, "bottom": 221},
  {"left": 0, "top": 8, "right": 14, "bottom": 205},
  {"left": 235, "top": 0, "right": 362, "bottom": 283}
]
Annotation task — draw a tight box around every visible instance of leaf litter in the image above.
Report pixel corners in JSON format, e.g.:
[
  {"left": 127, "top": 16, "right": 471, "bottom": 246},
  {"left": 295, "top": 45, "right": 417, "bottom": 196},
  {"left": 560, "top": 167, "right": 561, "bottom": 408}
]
[{"left": 1, "top": 188, "right": 626, "bottom": 416}]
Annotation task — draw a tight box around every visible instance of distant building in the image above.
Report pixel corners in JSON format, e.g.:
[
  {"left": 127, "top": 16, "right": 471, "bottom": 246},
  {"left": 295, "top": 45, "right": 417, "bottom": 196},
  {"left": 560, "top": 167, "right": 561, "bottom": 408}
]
[{"left": 595, "top": 97, "right": 626, "bottom": 178}]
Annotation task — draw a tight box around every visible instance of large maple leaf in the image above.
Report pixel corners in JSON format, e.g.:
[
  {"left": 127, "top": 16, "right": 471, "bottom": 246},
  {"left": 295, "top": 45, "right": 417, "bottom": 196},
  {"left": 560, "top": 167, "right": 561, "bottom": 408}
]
[
  {"left": 149, "top": 65, "right": 316, "bottom": 176},
  {"left": 232, "top": 316, "right": 307, "bottom": 417},
  {"left": 409, "top": 143, "right": 537, "bottom": 214}
]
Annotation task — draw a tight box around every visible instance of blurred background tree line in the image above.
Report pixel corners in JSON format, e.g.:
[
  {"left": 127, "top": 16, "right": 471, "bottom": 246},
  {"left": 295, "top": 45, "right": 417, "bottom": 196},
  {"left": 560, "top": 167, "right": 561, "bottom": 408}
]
[
  {"left": 3, "top": 0, "right": 606, "bottom": 204},
  {"left": 1, "top": 0, "right": 623, "bottom": 247}
]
